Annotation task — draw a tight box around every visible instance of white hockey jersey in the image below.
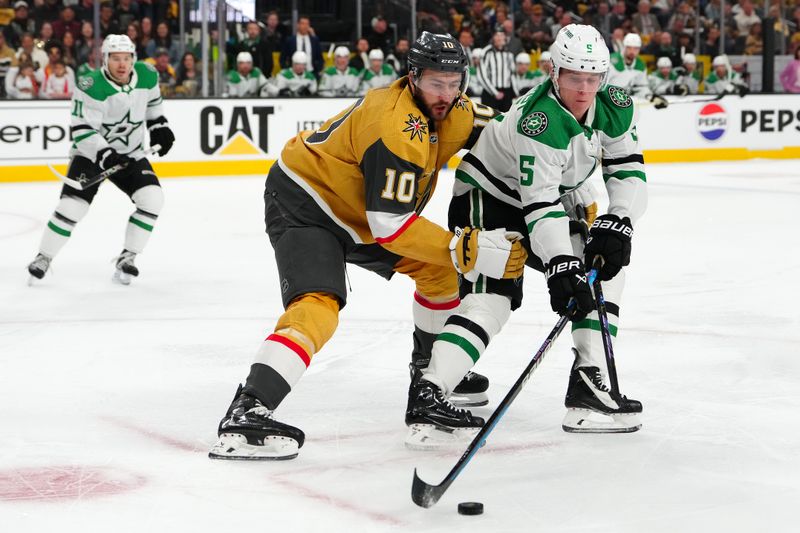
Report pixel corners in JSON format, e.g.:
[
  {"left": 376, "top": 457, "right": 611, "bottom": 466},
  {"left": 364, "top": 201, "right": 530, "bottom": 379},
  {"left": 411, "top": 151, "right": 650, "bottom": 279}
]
[
  {"left": 226, "top": 67, "right": 269, "bottom": 97},
  {"left": 70, "top": 62, "right": 166, "bottom": 161},
  {"left": 454, "top": 80, "right": 648, "bottom": 264},
  {"left": 358, "top": 64, "right": 397, "bottom": 95},
  {"left": 317, "top": 65, "right": 361, "bottom": 97},
  {"left": 607, "top": 52, "right": 649, "bottom": 97},
  {"left": 648, "top": 70, "right": 677, "bottom": 95}
]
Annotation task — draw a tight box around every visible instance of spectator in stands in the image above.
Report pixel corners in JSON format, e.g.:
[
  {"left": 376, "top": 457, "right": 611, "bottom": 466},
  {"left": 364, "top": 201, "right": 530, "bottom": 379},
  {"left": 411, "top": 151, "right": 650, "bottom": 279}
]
[
  {"left": 417, "top": 0, "right": 451, "bottom": 35},
  {"left": 5, "top": 57, "right": 37, "bottom": 98},
  {"left": 367, "top": 16, "right": 393, "bottom": 56},
  {"left": 152, "top": 47, "right": 177, "bottom": 97},
  {"left": 138, "top": 0, "right": 154, "bottom": 21},
  {"left": 52, "top": 6, "right": 80, "bottom": 42},
  {"left": 140, "top": 17, "right": 153, "bottom": 58},
  {"left": 41, "top": 58, "right": 74, "bottom": 99},
  {"left": 551, "top": 12, "right": 574, "bottom": 42},
  {"left": 513, "top": 0, "right": 536, "bottom": 28},
  {"left": 36, "top": 22, "right": 54, "bottom": 50},
  {"left": 98, "top": 2, "right": 120, "bottom": 38},
  {"left": 458, "top": 27, "right": 474, "bottom": 59},
  {"left": 349, "top": 37, "right": 369, "bottom": 71},
  {"left": 0, "top": 32, "right": 17, "bottom": 98},
  {"left": 592, "top": 2, "right": 614, "bottom": 45},
  {"left": 75, "top": 0, "right": 96, "bottom": 25},
  {"left": 147, "top": 21, "right": 179, "bottom": 65},
  {"left": 647, "top": 31, "right": 680, "bottom": 67},
  {"left": 262, "top": 10, "right": 285, "bottom": 52},
  {"left": 386, "top": 37, "right": 409, "bottom": 77},
  {"left": 6, "top": 1, "right": 35, "bottom": 49},
  {"left": 700, "top": 25, "right": 735, "bottom": 56},
  {"left": 610, "top": 28, "right": 626, "bottom": 54},
  {"left": 176, "top": 51, "right": 201, "bottom": 97},
  {"left": 675, "top": 30, "right": 695, "bottom": 56},
  {"left": 610, "top": 2, "right": 628, "bottom": 32},
  {"left": 35, "top": 0, "right": 61, "bottom": 30},
  {"left": 632, "top": 0, "right": 661, "bottom": 43},
  {"left": 667, "top": 2, "right": 697, "bottom": 37},
  {"left": 779, "top": 47, "right": 800, "bottom": 93},
  {"left": 650, "top": 0, "right": 673, "bottom": 28},
  {"left": 318, "top": 45, "right": 361, "bottom": 97},
  {"left": 61, "top": 30, "right": 77, "bottom": 69},
  {"left": 464, "top": 0, "right": 491, "bottom": 47},
  {"left": 126, "top": 22, "right": 146, "bottom": 60},
  {"left": 75, "top": 47, "right": 98, "bottom": 77},
  {"left": 227, "top": 50, "right": 269, "bottom": 97},
  {"left": 275, "top": 50, "right": 317, "bottom": 96},
  {"left": 116, "top": 0, "right": 140, "bottom": 32},
  {"left": 501, "top": 18, "right": 523, "bottom": 56},
  {"left": 358, "top": 48, "right": 396, "bottom": 95},
  {"left": 37, "top": 40, "right": 74, "bottom": 88},
  {"left": 492, "top": 2, "right": 511, "bottom": 28},
  {"left": 734, "top": 0, "right": 761, "bottom": 35},
  {"left": 744, "top": 21, "right": 763, "bottom": 55},
  {"left": 75, "top": 21, "right": 94, "bottom": 65},
  {"left": 237, "top": 20, "right": 273, "bottom": 78},
  {"left": 16, "top": 32, "right": 46, "bottom": 70},
  {"left": 518, "top": 3, "right": 552, "bottom": 51},
  {"left": 767, "top": 5, "right": 791, "bottom": 49},
  {"left": 705, "top": 0, "right": 722, "bottom": 26},
  {"left": 280, "top": 15, "right": 323, "bottom": 76}
]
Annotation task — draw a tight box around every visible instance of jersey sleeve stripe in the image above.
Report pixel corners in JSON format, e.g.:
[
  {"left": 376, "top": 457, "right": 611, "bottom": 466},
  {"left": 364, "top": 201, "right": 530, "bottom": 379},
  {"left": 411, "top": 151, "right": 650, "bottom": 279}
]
[
  {"left": 523, "top": 200, "right": 560, "bottom": 216},
  {"left": 371, "top": 211, "right": 419, "bottom": 243},
  {"left": 462, "top": 153, "right": 521, "bottom": 202},
  {"left": 602, "top": 169, "right": 647, "bottom": 182},
  {"left": 70, "top": 125, "right": 93, "bottom": 135},
  {"left": 602, "top": 154, "right": 644, "bottom": 166},
  {"left": 526, "top": 210, "right": 566, "bottom": 233}
]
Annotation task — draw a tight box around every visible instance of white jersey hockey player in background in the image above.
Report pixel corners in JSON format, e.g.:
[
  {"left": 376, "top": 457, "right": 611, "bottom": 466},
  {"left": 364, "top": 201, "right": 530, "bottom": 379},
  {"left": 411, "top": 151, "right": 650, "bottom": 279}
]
[
  {"left": 466, "top": 48, "right": 484, "bottom": 97},
  {"left": 317, "top": 46, "right": 361, "bottom": 97},
  {"left": 512, "top": 52, "right": 539, "bottom": 96},
  {"left": 704, "top": 55, "right": 748, "bottom": 96},
  {"left": 607, "top": 32, "right": 649, "bottom": 97},
  {"left": 226, "top": 51, "right": 270, "bottom": 97},
  {"left": 406, "top": 24, "right": 646, "bottom": 446},
  {"left": 27, "top": 35, "right": 175, "bottom": 285},
  {"left": 673, "top": 53, "right": 701, "bottom": 95},
  {"left": 649, "top": 56, "right": 676, "bottom": 95},
  {"left": 358, "top": 48, "right": 397, "bottom": 95},
  {"left": 274, "top": 51, "right": 318, "bottom": 97}
]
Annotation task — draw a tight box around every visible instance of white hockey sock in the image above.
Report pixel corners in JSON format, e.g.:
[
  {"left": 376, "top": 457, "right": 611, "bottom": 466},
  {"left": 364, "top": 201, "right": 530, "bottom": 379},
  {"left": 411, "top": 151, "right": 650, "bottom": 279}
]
[
  {"left": 572, "top": 270, "right": 625, "bottom": 372},
  {"left": 424, "top": 293, "right": 511, "bottom": 395},
  {"left": 412, "top": 291, "right": 460, "bottom": 338},
  {"left": 124, "top": 185, "right": 163, "bottom": 254},
  {"left": 38, "top": 195, "right": 90, "bottom": 258}
]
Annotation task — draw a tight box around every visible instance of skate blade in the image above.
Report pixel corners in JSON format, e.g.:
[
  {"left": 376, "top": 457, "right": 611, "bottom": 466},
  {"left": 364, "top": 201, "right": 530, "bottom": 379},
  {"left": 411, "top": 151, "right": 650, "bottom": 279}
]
[
  {"left": 449, "top": 391, "right": 489, "bottom": 408},
  {"left": 562, "top": 408, "right": 641, "bottom": 434},
  {"left": 208, "top": 433, "right": 299, "bottom": 461},
  {"left": 404, "top": 423, "right": 481, "bottom": 450},
  {"left": 112, "top": 270, "right": 133, "bottom": 285}
]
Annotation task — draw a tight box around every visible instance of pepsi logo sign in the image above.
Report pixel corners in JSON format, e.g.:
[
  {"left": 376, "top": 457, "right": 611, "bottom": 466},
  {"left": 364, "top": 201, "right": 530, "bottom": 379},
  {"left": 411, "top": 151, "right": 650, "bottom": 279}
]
[{"left": 697, "top": 103, "right": 728, "bottom": 141}]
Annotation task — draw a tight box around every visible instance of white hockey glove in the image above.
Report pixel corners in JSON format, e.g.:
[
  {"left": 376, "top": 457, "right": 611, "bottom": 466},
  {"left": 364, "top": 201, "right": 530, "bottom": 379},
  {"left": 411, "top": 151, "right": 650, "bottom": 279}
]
[{"left": 450, "top": 226, "right": 527, "bottom": 280}]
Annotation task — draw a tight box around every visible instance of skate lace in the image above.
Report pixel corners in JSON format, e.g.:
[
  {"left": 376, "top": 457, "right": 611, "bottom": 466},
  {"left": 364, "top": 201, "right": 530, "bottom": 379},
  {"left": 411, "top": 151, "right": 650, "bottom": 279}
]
[
  {"left": 434, "top": 388, "right": 469, "bottom": 417},
  {"left": 31, "top": 254, "right": 51, "bottom": 271},
  {"left": 115, "top": 252, "right": 136, "bottom": 267},
  {"left": 247, "top": 405, "right": 274, "bottom": 419}
]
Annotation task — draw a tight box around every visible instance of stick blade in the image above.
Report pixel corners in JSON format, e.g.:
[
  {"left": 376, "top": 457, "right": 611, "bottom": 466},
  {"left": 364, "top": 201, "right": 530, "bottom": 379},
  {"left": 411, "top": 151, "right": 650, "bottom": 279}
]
[{"left": 411, "top": 468, "right": 448, "bottom": 508}]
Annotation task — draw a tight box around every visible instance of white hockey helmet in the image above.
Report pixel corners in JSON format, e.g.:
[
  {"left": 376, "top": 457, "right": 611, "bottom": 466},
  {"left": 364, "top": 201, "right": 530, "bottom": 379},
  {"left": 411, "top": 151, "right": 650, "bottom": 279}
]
[
  {"left": 550, "top": 24, "right": 610, "bottom": 93},
  {"left": 292, "top": 50, "right": 308, "bottom": 65},
  {"left": 622, "top": 32, "right": 642, "bottom": 49},
  {"left": 368, "top": 48, "right": 384, "bottom": 61},
  {"left": 333, "top": 46, "right": 350, "bottom": 57},
  {"left": 515, "top": 52, "right": 531, "bottom": 65},
  {"left": 712, "top": 54, "right": 729, "bottom": 68},
  {"left": 538, "top": 50, "right": 551, "bottom": 63},
  {"left": 236, "top": 51, "right": 253, "bottom": 64},
  {"left": 682, "top": 53, "right": 697, "bottom": 65},
  {"left": 656, "top": 56, "right": 672, "bottom": 69},
  {"left": 101, "top": 34, "right": 136, "bottom": 71}
]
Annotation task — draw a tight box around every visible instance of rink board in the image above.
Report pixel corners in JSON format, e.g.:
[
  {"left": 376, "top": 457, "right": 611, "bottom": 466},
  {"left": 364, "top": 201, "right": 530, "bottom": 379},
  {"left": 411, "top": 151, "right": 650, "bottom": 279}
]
[{"left": 1, "top": 94, "right": 799, "bottom": 182}]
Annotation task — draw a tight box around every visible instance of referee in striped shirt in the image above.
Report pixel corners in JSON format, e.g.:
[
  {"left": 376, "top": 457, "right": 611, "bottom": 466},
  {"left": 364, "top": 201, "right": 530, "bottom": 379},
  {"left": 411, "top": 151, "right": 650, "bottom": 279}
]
[{"left": 477, "top": 27, "right": 517, "bottom": 111}]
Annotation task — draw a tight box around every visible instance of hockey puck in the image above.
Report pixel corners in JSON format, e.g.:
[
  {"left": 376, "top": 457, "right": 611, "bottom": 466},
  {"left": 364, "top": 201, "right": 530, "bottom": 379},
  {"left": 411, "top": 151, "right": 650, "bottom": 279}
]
[{"left": 457, "top": 502, "right": 484, "bottom": 515}]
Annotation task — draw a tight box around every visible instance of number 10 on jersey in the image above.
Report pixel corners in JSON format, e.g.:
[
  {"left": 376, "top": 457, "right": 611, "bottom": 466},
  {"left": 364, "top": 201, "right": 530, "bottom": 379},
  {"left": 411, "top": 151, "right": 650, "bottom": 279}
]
[{"left": 381, "top": 168, "right": 415, "bottom": 203}]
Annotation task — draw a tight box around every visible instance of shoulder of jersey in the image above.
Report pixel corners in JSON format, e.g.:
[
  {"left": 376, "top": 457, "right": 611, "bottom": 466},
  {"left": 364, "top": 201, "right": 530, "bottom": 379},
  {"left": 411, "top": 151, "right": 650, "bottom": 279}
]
[
  {"left": 515, "top": 82, "right": 580, "bottom": 150},
  {"left": 76, "top": 68, "right": 115, "bottom": 100},
  {"left": 133, "top": 61, "right": 159, "bottom": 89},
  {"left": 323, "top": 66, "right": 337, "bottom": 75},
  {"left": 378, "top": 81, "right": 429, "bottom": 161},
  {"left": 279, "top": 68, "right": 294, "bottom": 78},
  {"left": 592, "top": 85, "right": 635, "bottom": 138}
]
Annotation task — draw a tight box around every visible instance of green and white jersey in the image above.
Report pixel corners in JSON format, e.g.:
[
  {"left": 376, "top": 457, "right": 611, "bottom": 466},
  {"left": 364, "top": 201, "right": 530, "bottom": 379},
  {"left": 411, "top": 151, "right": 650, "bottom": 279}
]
[
  {"left": 704, "top": 70, "right": 744, "bottom": 95},
  {"left": 467, "top": 65, "right": 483, "bottom": 96},
  {"left": 607, "top": 52, "right": 649, "bottom": 97},
  {"left": 274, "top": 67, "right": 317, "bottom": 96},
  {"left": 514, "top": 70, "right": 545, "bottom": 94},
  {"left": 226, "top": 67, "right": 269, "bottom": 97},
  {"left": 454, "top": 80, "right": 648, "bottom": 264},
  {"left": 358, "top": 64, "right": 397, "bottom": 95},
  {"left": 648, "top": 70, "right": 677, "bottom": 95},
  {"left": 70, "top": 62, "right": 165, "bottom": 161},
  {"left": 318, "top": 65, "right": 361, "bottom": 97},
  {"left": 675, "top": 69, "right": 701, "bottom": 94}
]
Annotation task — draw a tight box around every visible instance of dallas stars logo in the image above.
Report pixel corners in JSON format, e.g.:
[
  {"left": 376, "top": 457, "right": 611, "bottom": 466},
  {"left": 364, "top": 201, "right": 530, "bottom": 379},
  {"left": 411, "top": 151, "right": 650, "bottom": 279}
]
[
  {"left": 608, "top": 86, "right": 632, "bottom": 108},
  {"left": 402, "top": 113, "right": 428, "bottom": 142},
  {"left": 102, "top": 110, "right": 143, "bottom": 146},
  {"left": 520, "top": 111, "right": 548, "bottom": 137}
]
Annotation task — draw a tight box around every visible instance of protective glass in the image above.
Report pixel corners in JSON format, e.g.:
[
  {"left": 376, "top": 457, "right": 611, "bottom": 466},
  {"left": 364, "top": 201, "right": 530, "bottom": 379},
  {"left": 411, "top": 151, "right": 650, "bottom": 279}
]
[
  {"left": 557, "top": 70, "right": 605, "bottom": 93},
  {"left": 414, "top": 72, "right": 463, "bottom": 99}
]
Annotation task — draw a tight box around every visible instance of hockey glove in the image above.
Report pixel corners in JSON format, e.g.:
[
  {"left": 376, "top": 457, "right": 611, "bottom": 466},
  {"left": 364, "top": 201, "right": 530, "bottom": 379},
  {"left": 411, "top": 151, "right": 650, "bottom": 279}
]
[
  {"left": 96, "top": 147, "right": 134, "bottom": 171},
  {"left": 147, "top": 117, "right": 175, "bottom": 156},
  {"left": 450, "top": 226, "right": 527, "bottom": 280},
  {"left": 583, "top": 214, "right": 633, "bottom": 281},
  {"left": 545, "top": 255, "right": 594, "bottom": 322},
  {"left": 649, "top": 94, "right": 669, "bottom": 109}
]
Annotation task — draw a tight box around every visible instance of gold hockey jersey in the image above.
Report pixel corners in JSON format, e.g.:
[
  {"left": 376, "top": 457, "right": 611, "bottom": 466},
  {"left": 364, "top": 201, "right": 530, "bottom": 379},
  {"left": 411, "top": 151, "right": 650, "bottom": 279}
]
[{"left": 277, "top": 77, "right": 496, "bottom": 267}]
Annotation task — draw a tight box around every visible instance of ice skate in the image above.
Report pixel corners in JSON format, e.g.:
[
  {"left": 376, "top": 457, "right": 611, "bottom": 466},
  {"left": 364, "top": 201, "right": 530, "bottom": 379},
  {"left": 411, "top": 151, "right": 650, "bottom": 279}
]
[
  {"left": 113, "top": 250, "right": 139, "bottom": 285},
  {"left": 405, "top": 378, "right": 484, "bottom": 450},
  {"left": 410, "top": 360, "right": 489, "bottom": 407},
  {"left": 562, "top": 360, "right": 642, "bottom": 434},
  {"left": 209, "top": 385, "right": 305, "bottom": 460},
  {"left": 27, "top": 253, "right": 52, "bottom": 285}
]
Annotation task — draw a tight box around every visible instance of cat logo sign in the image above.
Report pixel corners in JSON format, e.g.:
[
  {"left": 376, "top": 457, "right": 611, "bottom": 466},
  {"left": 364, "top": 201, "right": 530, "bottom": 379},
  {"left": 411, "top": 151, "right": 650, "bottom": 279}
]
[{"left": 200, "top": 105, "right": 275, "bottom": 155}]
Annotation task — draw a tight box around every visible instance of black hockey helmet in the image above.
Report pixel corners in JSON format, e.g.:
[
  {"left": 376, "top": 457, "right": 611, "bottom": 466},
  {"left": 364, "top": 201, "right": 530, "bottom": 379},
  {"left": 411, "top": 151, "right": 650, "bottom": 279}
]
[{"left": 408, "top": 31, "right": 468, "bottom": 86}]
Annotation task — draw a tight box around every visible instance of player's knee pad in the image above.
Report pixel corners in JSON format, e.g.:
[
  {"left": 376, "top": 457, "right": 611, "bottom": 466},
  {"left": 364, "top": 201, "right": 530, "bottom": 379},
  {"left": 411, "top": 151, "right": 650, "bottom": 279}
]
[
  {"left": 454, "top": 292, "right": 512, "bottom": 341},
  {"left": 131, "top": 185, "right": 164, "bottom": 217},
  {"left": 275, "top": 292, "right": 340, "bottom": 355},
  {"left": 55, "top": 195, "right": 90, "bottom": 223}
]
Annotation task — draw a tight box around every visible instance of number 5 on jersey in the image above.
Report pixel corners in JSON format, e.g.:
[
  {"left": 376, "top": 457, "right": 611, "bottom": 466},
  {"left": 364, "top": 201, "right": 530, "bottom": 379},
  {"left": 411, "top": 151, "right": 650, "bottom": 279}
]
[
  {"left": 520, "top": 155, "right": 535, "bottom": 186},
  {"left": 381, "top": 168, "right": 415, "bottom": 203}
]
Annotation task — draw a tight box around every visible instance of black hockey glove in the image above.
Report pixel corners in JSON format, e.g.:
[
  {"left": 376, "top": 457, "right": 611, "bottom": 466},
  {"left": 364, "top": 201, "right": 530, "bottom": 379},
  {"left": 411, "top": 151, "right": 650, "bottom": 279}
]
[
  {"left": 545, "top": 255, "right": 594, "bottom": 322},
  {"left": 583, "top": 214, "right": 633, "bottom": 281},
  {"left": 278, "top": 88, "right": 291, "bottom": 97},
  {"left": 297, "top": 85, "right": 311, "bottom": 96},
  {"left": 147, "top": 117, "right": 175, "bottom": 156},
  {"left": 96, "top": 147, "right": 134, "bottom": 171},
  {"left": 649, "top": 93, "right": 669, "bottom": 109}
]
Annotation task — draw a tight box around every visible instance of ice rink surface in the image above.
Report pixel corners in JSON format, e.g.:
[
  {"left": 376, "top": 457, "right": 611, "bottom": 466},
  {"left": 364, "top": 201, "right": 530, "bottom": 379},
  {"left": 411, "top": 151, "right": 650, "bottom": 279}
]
[{"left": 1, "top": 160, "right": 799, "bottom": 532}]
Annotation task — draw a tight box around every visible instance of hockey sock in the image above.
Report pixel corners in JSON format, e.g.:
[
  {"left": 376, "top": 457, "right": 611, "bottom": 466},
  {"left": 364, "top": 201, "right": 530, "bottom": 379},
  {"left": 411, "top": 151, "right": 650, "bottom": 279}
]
[
  {"left": 245, "top": 293, "right": 339, "bottom": 409},
  {"left": 572, "top": 270, "right": 624, "bottom": 371},
  {"left": 38, "top": 195, "right": 90, "bottom": 258},
  {"left": 411, "top": 291, "right": 460, "bottom": 365},
  {"left": 423, "top": 293, "right": 510, "bottom": 395},
  {"left": 124, "top": 185, "right": 163, "bottom": 254}
]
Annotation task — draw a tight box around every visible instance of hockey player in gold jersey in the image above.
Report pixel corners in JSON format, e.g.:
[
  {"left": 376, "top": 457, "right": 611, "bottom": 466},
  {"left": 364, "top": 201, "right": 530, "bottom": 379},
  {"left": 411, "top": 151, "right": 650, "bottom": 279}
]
[{"left": 210, "top": 32, "right": 527, "bottom": 460}]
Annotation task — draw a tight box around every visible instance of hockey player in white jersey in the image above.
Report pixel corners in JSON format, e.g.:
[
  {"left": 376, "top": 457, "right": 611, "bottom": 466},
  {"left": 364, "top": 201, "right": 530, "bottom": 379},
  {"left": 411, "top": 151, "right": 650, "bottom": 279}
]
[
  {"left": 466, "top": 48, "right": 484, "bottom": 97},
  {"left": 704, "top": 55, "right": 748, "bottom": 96},
  {"left": 317, "top": 46, "right": 361, "bottom": 97},
  {"left": 358, "top": 48, "right": 397, "bottom": 95},
  {"left": 27, "top": 34, "right": 174, "bottom": 285},
  {"left": 406, "top": 24, "right": 646, "bottom": 447},
  {"left": 673, "top": 53, "right": 701, "bottom": 95},
  {"left": 607, "top": 32, "right": 649, "bottom": 97},
  {"left": 227, "top": 51, "right": 271, "bottom": 97},
  {"left": 648, "top": 56, "right": 676, "bottom": 95},
  {"left": 513, "top": 52, "right": 539, "bottom": 96},
  {"left": 274, "top": 51, "right": 318, "bottom": 97}
]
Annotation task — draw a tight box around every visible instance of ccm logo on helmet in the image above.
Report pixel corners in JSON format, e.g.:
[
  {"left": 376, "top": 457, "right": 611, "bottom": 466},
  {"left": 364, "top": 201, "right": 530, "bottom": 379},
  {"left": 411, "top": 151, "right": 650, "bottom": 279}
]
[{"left": 590, "top": 218, "right": 633, "bottom": 237}]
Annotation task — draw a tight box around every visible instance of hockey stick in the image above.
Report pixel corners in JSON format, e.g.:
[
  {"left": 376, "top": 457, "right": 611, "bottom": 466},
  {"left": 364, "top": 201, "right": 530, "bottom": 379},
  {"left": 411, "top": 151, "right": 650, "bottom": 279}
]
[
  {"left": 47, "top": 145, "right": 161, "bottom": 191},
  {"left": 639, "top": 92, "right": 724, "bottom": 109},
  {"left": 411, "top": 312, "right": 571, "bottom": 508},
  {"left": 588, "top": 260, "right": 619, "bottom": 394}
]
